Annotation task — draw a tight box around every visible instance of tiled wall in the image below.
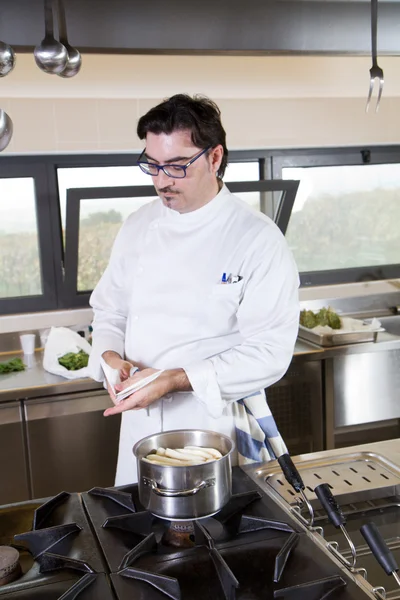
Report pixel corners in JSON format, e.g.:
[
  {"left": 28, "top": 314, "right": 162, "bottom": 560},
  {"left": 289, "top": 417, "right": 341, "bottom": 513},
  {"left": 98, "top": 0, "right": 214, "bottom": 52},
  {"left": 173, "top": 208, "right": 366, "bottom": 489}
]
[
  {"left": 0, "top": 54, "right": 399, "bottom": 153},
  {"left": 1, "top": 96, "right": 398, "bottom": 153}
]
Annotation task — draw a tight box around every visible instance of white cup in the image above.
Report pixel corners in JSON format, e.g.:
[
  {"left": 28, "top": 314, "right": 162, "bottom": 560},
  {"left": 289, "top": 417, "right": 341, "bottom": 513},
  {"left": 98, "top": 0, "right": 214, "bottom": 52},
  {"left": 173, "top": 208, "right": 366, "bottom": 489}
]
[
  {"left": 20, "top": 334, "right": 36, "bottom": 355},
  {"left": 39, "top": 329, "right": 50, "bottom": 348}
]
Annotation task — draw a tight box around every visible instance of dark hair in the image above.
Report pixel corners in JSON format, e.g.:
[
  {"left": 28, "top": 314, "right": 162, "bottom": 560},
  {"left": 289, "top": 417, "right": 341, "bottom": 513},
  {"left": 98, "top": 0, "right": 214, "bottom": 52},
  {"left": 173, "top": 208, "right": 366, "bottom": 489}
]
[{"left": 137, "top": 94, "right": 228, "bottom": 178}]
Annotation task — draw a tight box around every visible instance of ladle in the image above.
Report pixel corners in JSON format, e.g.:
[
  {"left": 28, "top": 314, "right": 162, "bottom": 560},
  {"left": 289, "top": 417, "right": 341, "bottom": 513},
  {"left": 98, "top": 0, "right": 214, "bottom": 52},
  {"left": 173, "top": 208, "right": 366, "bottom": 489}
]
[
  {"left": 34, "top": 0, "right": 68, "bottom": 74},
  {"left": 0, "top": 40, "right": 15, "bottom": 77},
  {"left": 57, "top": 0, "right": 81, "bottom": 78},
  {"left": 0, "top": 109, "right": 13, "bottom": 152}
]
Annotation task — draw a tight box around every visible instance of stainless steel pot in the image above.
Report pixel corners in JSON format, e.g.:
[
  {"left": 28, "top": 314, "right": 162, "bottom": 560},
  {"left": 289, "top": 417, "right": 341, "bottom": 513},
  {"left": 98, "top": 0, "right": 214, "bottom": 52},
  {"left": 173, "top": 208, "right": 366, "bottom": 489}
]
[{"left": 133, "top": 429, "right": 235, "bottom": 520}]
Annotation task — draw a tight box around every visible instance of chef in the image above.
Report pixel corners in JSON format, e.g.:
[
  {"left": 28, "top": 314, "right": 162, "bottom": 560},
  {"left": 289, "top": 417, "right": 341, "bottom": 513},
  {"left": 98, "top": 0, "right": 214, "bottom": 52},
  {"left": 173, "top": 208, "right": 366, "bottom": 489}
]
[{"left": 89, "top": 94, "right": 300, "bottom": 485}]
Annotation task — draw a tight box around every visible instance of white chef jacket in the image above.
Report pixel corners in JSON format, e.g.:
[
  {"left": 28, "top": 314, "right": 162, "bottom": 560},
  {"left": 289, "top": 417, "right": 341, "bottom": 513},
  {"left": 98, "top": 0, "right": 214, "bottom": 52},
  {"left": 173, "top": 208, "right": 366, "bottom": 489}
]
[{"left": 89, "top": 184, "right": 300, "bottom": 485}]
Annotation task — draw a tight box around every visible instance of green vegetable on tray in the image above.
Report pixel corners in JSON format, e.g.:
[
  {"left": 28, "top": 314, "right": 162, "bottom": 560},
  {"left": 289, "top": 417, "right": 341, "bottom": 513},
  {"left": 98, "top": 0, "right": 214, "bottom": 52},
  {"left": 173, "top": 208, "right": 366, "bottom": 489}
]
[
  {"left": 58, "top": 350, "right": 89, "bottom": 371},
  {"left": 300, "top": 307, "right": 342, "bottom": 330},
  {"left": 0, "top": 358, "right": 26, "bottom": 374}
]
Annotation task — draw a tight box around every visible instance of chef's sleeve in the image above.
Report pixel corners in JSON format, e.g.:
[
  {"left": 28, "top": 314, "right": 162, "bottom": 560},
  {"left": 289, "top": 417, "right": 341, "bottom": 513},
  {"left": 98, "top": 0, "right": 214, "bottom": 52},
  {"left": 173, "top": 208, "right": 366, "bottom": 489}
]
[
  {"left": 183, "top": 231, "right": 300, "bottom": 418},
  {"left": 88, "top": 223, "right": 130, "bottom": 382}
]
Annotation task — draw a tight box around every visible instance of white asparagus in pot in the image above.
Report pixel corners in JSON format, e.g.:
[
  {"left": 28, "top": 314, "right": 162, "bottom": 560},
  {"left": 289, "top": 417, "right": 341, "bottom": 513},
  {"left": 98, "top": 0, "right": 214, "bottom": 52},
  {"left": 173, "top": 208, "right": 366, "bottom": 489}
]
[
  {"left": 144, "top": 445, "right": 224, "bottom": 465},
  {"left": 183, "top": 447, "right": 219, "bottom": 460},
  {"left": 143, "top": 454, "right": 197, "bottom": 466},
  {"left": 185, "top": 446, "right": 223, "bottom": 459}
]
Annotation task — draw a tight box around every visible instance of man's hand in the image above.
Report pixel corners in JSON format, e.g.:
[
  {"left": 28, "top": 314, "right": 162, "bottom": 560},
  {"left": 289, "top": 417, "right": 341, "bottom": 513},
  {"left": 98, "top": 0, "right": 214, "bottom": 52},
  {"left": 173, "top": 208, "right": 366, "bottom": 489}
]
[
  {"left": 101, "top": 351, "right": 136, "bottom": 401},
  {"left": 103, "top": 368, "right": 191, "bottom": 417}
]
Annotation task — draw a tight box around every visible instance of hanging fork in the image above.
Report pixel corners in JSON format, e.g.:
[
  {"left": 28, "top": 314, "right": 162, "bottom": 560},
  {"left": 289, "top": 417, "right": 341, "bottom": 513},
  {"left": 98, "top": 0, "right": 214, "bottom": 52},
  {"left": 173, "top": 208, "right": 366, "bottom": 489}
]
[{"left": 366, "top": 0, "right": 384, "bottom": 112}]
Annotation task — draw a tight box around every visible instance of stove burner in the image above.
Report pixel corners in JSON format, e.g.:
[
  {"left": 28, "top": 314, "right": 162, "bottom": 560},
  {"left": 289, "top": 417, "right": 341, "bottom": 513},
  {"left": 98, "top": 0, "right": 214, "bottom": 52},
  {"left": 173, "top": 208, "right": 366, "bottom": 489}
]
[
  {"left": 0, "top": 546, "right": 21, "bottom": 586},
  {"left": 162, "top": 521, "right": 195, "bottom": 548}
]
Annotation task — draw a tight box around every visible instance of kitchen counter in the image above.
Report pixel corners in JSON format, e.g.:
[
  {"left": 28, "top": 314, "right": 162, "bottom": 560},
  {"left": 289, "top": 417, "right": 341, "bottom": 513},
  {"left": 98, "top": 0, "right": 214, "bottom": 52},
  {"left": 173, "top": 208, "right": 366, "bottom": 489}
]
[
  {"left": 0, "top": 339, "right": 323, "bottom": 403},
  {"left": 1, "top": 329, "right": 399, "bottom": 403},
  {"left": 0, "top": 349, "right": 103, "bottom": 402}
]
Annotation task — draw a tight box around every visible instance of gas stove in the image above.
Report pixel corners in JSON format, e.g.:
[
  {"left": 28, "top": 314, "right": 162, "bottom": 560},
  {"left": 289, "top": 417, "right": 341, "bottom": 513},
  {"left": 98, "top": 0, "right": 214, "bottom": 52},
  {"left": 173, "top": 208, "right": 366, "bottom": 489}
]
[{"left": 0, "top": 468, "right": 373, "bottom": 600}]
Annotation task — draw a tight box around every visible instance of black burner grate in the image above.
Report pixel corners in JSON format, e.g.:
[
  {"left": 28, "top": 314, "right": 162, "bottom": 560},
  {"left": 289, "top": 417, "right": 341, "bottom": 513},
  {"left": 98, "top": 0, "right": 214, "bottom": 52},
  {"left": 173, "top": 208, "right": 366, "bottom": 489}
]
[
  {"left": 88, "top": 487, "right": 137, "bottom": 513},
  {"left": 104, "top": 491, "right": 299, "bottom": 600},
  {"left": 274, "top": 575, "right": 347, "bottom": 600}
]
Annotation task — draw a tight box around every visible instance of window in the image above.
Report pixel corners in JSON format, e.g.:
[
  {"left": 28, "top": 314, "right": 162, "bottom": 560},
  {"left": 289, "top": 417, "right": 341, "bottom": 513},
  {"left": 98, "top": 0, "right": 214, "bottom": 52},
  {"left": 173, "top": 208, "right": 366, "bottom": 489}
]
[
  {"left": 273, "top": 147, "right": 400, "bottom": 286},
  {"left": 0, "top": 178, "right": 42, "bottom": 298},
  {"left": 77, "top": 195, "right": 157, "bottom": 291},
  {"left": 0, "top": 163, "right": 59, "bottom": 315},
  {"left": 57, "top": 166, "right": 150, "bottom": 249},
  {"left": 282, "top": 164, "right": 400, "bottom": 273},
  {"left": 63, "top": 184, "right": 158, "bottom": 306},
  {"left": 224, "top": 161, "right": 259, "bottom": 182},
  {"left": 230, "top": 190, "right": 283, "bottom": 219},
  {"left": 1, "top": 147, "right": 400, "bottom": 315},
  {"left": 224, "top": 161, "right": 280, "bottom": 219}
]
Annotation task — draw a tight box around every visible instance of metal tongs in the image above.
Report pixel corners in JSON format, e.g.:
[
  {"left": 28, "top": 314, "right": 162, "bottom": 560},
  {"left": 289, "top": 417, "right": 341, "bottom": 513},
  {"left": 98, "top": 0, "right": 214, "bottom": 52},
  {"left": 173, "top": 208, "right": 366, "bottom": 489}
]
[
  {"left": 361, "top": 522, "right": 400, "bottom": 598},
  {"left": 314, "top": 483, "right": 358, "bottom": 571},
  {"left": 277, "top": 454, "right": 314, "bottom": 528},
  {"left": 366, "top": 0, "right": 384, "bottom": 112}
]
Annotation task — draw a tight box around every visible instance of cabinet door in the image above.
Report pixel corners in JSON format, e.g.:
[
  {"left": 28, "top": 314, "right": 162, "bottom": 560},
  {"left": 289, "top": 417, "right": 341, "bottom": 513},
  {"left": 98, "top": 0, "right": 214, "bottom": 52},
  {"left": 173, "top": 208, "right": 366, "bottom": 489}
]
[
  {"left": 24, "top": 391, "right": 121, "bottom": 498},
  {"left": 267, "top": 360, "right": 324, "bottom": 455},
  {"left": 0, "top": 402, "right": 30, "bottom": 504},
  {"left": 332, "top": 350, "right": 400, "bottom": 428}
]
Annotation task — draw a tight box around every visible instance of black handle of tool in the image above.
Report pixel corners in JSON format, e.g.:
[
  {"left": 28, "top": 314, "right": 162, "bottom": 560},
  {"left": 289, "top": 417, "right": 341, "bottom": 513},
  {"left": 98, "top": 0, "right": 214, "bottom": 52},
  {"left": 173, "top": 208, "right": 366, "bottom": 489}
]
[
  {"left": 361, "top": 522, "right": 399, "bottom": 576},
  {"left": 314, "top": 483, "right": 346, "bottom": 528},
  {"left": 278, "top": 454, "right": 304, "bottom": 493}
]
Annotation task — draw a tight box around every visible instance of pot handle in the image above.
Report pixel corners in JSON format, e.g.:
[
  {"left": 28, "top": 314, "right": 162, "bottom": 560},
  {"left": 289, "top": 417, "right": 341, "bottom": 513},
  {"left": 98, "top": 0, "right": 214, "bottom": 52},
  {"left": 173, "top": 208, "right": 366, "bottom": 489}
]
[{"left": 143, "top": 477, "right": 216, "bottom": 497}]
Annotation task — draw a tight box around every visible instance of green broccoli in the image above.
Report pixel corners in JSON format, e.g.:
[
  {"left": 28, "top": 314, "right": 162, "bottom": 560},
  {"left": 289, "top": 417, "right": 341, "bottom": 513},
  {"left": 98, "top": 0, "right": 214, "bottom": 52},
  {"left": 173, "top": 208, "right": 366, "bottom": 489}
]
[
  {"left": 0, "top": 358, "right": 26, "bottom": 374},
  {"left": 300, "top": 310, "right": 318, "bottom": 329},
  {"left": 58, "top": 350, "right": 89, "bottom": 371},
  {"left": 326, "top": 308, "right": 342, "bottom": 329},
  {"left": 316, "top": 307, "right": 329, "bottom": 327},
  {"left": 300, "top": 307, "right": 342, "bottom": 330}
]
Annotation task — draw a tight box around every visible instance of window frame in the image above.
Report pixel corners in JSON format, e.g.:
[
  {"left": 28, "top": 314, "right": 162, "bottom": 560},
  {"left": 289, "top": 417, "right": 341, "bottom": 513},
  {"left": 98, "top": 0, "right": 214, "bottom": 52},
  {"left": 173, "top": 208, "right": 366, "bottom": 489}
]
[{"left": 0, "top": 163, "right": 61, "bottom": 315}]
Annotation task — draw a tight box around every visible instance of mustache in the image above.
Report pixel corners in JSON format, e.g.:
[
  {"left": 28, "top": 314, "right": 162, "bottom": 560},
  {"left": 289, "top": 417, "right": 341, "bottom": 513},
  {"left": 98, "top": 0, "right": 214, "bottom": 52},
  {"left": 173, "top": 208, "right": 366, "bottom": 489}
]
[{"left": 157, "top": 185, "right": 178, "bottom": 194}]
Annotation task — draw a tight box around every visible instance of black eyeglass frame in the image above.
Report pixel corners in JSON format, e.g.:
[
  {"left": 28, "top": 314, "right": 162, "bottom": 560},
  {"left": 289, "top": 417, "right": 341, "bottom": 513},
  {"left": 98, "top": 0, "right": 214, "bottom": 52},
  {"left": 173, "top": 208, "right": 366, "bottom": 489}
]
[{"left": 137, "top": 146, "right": 212, "bottom": 178}]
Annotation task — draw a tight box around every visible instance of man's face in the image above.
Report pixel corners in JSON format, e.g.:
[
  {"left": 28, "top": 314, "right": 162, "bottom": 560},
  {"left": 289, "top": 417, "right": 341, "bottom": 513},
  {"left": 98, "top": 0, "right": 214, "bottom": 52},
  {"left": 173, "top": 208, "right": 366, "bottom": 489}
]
[{"left": 144, "top": 130, "right": 222, "bottom": 214}]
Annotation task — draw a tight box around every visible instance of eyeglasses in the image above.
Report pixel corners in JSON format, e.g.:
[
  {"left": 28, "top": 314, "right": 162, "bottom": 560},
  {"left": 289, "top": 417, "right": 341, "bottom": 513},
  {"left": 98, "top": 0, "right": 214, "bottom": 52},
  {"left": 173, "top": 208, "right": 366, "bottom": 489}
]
[{"left": 137, "top": 146, "right": 211, "bottom": 179}]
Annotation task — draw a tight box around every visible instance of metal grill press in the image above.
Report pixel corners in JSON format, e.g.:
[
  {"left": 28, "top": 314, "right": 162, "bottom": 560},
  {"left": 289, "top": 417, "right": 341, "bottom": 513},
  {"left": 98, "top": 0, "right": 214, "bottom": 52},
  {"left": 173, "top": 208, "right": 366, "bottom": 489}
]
[{"left": 264, "top": 456, "right": 400, "bottom": 505}]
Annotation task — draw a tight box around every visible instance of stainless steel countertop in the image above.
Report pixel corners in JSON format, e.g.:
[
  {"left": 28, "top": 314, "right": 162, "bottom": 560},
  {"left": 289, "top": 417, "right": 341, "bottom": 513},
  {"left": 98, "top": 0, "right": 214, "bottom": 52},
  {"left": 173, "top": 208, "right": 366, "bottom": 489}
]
[
  {"left": 0, "top": 350, "right": 103, "bottom": 402},
  {"left": 0, "top": 339, "right": 324, "bottom": 403},
  {"left": 1, "top": 330, "right": 399, "bottom": 403}
]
